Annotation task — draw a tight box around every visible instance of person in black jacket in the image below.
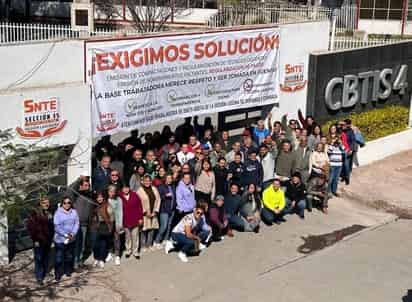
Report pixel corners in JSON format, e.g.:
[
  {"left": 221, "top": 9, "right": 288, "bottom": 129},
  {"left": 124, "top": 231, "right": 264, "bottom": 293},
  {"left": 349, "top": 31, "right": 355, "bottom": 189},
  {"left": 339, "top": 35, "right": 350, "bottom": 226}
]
[
  {"left": 284, "top": 172, "right": 307, "bottom": 219},
  {"left": 26, "top": 196, "right": 54, "bottom": 285},
  {"left": 123, "top": 149, "right": 144, "bottom": 185},
  {"left": 241, "top": 149, "right": 263, "bottom": 192},
  {"left": 213, "top": 157, "right": 229, "bottom": 196},
  {"left": 93, "top": 155, "right": 112, "bottom": 192},
  {"left": 228, "top": 152, "right": 244, "bottom": 190}
]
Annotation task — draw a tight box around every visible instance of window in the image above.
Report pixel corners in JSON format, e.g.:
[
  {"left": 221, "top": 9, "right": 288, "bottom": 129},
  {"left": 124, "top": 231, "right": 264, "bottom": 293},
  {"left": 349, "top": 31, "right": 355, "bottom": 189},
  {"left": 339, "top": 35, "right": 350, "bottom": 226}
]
[{"left": 359, "top": 0, "right": 403, "bottom": 20}]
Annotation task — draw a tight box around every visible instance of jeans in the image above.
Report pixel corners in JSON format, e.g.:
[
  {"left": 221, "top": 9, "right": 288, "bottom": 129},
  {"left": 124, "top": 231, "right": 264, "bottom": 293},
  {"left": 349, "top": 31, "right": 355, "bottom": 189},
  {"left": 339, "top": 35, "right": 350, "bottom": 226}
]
[
  {"left": 228, "top": 215, "right": 245, "bottom": 231},
  {"left": 125, "top": 226, "right": 140, "bottom": 256},
  {"left": 93, "top": 234, "right": 109, "bottom": 261},
  {"left": 171, "top": 229, "right": 210, "bottom": 255},
  {"left": 343, "top": 153, "right": 353, "bottom": 184},
  {"left": 107, "top": 229, "right": 121, "bottom": 257},
  {"left": 74, "top": 225, "right": 88, "bottom": 265},
  {"left": 141, "top": 229, "right": 155, "bottom": 248},
  {"left": 284, "top": 198, "right": 306, "bottom": 218},
  {"left": 241, "top": 215, "right": 261, "bottom": 232},
  {"left": 155, "top": 212, "right": 174, "bottom": 243},
  {"left": 33, "top": 245, "right": 51, "bottom": 281},
  {"left": 54, "top": 241, "right": 75, "bottom": 280},
  {"left": 328, "top": 165, "right": 342, "bottom": 194},
  {"left": 261, "top": 207, "right": 285, "bottom": 225}
]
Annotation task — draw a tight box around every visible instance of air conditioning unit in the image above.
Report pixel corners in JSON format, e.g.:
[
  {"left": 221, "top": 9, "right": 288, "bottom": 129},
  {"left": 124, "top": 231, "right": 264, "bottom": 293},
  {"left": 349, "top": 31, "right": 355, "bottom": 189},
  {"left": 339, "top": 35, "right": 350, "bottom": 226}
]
[{"left": 71, "top": 0, "right": 94, "bottom": 32}]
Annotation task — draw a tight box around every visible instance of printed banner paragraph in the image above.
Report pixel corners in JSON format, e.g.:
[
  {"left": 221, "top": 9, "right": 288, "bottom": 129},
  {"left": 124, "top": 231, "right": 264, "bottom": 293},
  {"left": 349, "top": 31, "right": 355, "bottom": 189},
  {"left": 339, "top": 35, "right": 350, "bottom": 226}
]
[{"left": 87, "top": 28, "right": 280, "bottom": 136}]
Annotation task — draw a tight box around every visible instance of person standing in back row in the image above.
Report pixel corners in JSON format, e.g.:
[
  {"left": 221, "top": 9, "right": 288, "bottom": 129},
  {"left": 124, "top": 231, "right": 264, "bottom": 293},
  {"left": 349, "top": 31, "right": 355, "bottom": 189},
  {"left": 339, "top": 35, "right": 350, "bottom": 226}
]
[
  {"left": 53, "top": 197, "right": 79, "bottom": 282},
  {"left": 73, "top": 179, "right": 92, "bottom": 269},
  {"left": 26, "top": 196, "right": 54, "bottom": 285},
  {"left": 119, "top": 184, "right": 143, "bottom": 259}
]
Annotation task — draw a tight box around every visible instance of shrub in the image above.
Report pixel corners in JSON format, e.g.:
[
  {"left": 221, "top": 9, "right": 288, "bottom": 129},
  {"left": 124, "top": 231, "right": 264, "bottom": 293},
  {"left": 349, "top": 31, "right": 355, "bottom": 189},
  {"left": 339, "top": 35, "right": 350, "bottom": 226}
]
[{"left": 321, "top": 105, "right": 410, "bottom": 142}]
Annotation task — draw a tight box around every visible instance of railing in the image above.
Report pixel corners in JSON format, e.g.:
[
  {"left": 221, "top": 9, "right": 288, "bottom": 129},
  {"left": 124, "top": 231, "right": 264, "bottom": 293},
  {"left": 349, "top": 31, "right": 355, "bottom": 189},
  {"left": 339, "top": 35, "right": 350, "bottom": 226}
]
[
  {"left": 334, "top": 36, "right": 403, "bottom": 49},
  {"left": 208, "top": 5, "right": 358, "bottom": 33},
  {"left": 207, "top": 6, "right": 331, "bottom": 27},
  {"left": 0, "top": 22, "right": 142, "bottom": 45}
]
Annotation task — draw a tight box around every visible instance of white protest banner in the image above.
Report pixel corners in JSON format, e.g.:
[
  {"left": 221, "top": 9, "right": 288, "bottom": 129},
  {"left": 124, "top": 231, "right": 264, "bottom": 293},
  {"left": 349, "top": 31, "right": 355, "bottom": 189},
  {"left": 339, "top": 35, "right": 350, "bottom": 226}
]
[{"left": 86, "top": 27, "right": 280, "bottom": 136}]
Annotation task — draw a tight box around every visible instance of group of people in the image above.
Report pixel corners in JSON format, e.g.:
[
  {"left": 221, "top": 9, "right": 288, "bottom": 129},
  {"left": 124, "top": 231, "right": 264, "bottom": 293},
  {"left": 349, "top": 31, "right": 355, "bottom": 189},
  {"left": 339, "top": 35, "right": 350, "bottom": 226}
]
[{"left": 26, "top": 111, "right": 363, "bottom": 284}]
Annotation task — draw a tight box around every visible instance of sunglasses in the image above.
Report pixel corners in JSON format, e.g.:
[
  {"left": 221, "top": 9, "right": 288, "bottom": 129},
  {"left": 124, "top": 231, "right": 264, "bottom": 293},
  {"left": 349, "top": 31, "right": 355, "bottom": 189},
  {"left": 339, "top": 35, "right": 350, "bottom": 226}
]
[
  {"left": 195, "top": 211, "right": 203, "bottom": 215},
  {"left": 63, "top": 201, "right": 72, "bottom": 205}
]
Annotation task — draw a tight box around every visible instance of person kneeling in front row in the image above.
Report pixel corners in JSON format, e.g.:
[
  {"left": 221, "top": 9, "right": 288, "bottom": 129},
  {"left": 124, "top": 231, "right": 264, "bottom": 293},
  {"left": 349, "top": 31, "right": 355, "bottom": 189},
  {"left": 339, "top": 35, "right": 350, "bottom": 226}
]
[
  {"left": 261, "top": 179, "right": 287, "bottom": 225},
  {"left": 306, "top": 174, "right": 329, "bottom": 214},
  {"left": 165, "top": 203, "right": 210, "bottom": 263},
  {"left": 284, "top": 172, "right": 306, "bottom": 219}
]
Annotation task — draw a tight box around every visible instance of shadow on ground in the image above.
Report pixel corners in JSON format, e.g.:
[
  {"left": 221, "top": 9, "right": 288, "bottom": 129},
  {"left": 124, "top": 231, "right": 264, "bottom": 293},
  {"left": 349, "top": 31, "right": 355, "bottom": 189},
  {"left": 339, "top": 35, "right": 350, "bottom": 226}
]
[{"left": 297, "top": 224, "right": 366, "bottom": 254}]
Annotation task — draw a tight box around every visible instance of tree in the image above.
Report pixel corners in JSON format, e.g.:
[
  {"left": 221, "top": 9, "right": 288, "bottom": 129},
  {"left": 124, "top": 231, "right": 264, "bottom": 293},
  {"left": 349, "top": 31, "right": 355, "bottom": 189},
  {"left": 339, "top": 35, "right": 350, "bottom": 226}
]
[
  {"left": 0, "top": 128, "right": 91, "bottom": 262},
  {"left": 0, "top": 129, "right": 70, "bottom": 227}
]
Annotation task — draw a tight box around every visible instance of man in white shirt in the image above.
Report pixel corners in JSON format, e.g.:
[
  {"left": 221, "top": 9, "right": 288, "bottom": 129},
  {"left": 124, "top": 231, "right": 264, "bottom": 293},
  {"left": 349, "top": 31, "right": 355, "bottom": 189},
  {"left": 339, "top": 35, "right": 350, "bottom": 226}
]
[{"left": 165, "top": 204, "right": 210, "bottom": 262}]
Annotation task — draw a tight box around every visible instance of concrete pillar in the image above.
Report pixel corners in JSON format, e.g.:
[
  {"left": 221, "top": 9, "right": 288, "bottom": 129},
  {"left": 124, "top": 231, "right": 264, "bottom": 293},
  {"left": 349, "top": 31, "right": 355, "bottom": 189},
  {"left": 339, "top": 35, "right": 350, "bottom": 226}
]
[{"left": 71, "top": 0, "right": 95, "bottom": 32}]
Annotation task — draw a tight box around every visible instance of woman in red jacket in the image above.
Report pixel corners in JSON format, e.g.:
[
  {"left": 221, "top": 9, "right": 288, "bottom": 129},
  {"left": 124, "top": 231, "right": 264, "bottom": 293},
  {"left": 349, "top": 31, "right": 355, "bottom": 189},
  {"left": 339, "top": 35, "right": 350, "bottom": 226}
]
[
  {"left": 119, "top": 184, "right": 143, "bottom": 259},
  {"left": 26, "top": 196, "right": 54, "bottom": 285}
]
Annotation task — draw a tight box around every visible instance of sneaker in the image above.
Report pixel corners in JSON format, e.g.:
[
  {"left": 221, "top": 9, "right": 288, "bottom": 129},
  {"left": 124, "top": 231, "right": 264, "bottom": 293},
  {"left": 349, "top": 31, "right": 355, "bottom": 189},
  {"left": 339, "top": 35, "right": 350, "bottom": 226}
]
[
  {"left": 125, "top": 252, "right": 131, "bottom": 258},
  {"left": 220, "top": 236, "right": 225, "bottom": 241},
  {"left": 105, "top": 253, "right": 113, "bottom": 262},
  {"left": 92, "top": 260, "right": 99, "bottom": 267},
  {"left": 134, "top": 254, "right": 140, "bottom": 260},
  {"left": 178, "top": 251, "right": 188, "bottom": 263},
  {"left": 115, "top": 256, "right": 121, "bottom": 266},
  {"left": 98, "top": 261, "right": 105, "bottom": 269},
  {"left": 165, "top": 240, "right": 174, "bottom": 254},
  {"left": 199, "top": 243, "right": 207, "bottom": 251}
]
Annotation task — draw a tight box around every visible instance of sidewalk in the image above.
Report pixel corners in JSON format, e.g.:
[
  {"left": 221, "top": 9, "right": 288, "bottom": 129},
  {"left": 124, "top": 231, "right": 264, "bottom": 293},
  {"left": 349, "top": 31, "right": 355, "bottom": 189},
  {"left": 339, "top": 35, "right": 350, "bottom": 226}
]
[{"left": 342, "top": 149, "right": 412, "bottom": 218}]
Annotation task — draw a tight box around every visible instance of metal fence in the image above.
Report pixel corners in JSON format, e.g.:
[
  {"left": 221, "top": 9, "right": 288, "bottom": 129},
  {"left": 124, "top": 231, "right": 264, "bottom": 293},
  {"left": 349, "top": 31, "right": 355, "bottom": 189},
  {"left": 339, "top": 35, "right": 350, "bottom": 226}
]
[
  {"left": 207, "top": 6, "right": 330, "bottom": 27},
  {"left": 0, "top": 22, "right": 142, "bottom": 45},
  {"left": 207, "top": 5, "right": 357, "bottom": 33},
  {"left": 334, "top": 36, "right": 403, "bottom": 49}
]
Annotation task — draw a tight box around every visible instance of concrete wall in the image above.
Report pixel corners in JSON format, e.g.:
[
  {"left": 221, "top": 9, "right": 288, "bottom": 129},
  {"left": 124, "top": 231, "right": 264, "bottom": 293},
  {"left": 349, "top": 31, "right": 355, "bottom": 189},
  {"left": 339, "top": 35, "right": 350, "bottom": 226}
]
[
  {"left": 0, "top": 40, "right": 84, "bottom": 91},
  {"left": 272, "top": 21, "right": 330, "bottom": 121},
  {"left": 358, "top": 128, "right": 412, "bottom": 166},
  {"left": 306, "top": 41, "right": 412, "bottom": 123},
  {"left": 358, "top": 19, "right": 402, "bottom": 35}
]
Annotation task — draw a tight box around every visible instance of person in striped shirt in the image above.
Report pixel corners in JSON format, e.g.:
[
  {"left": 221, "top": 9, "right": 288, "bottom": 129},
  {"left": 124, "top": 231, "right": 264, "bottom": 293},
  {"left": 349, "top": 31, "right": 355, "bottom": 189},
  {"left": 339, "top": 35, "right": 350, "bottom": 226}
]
[{"left": 327, "top": 137, "right": 344, "bottom": 197}]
